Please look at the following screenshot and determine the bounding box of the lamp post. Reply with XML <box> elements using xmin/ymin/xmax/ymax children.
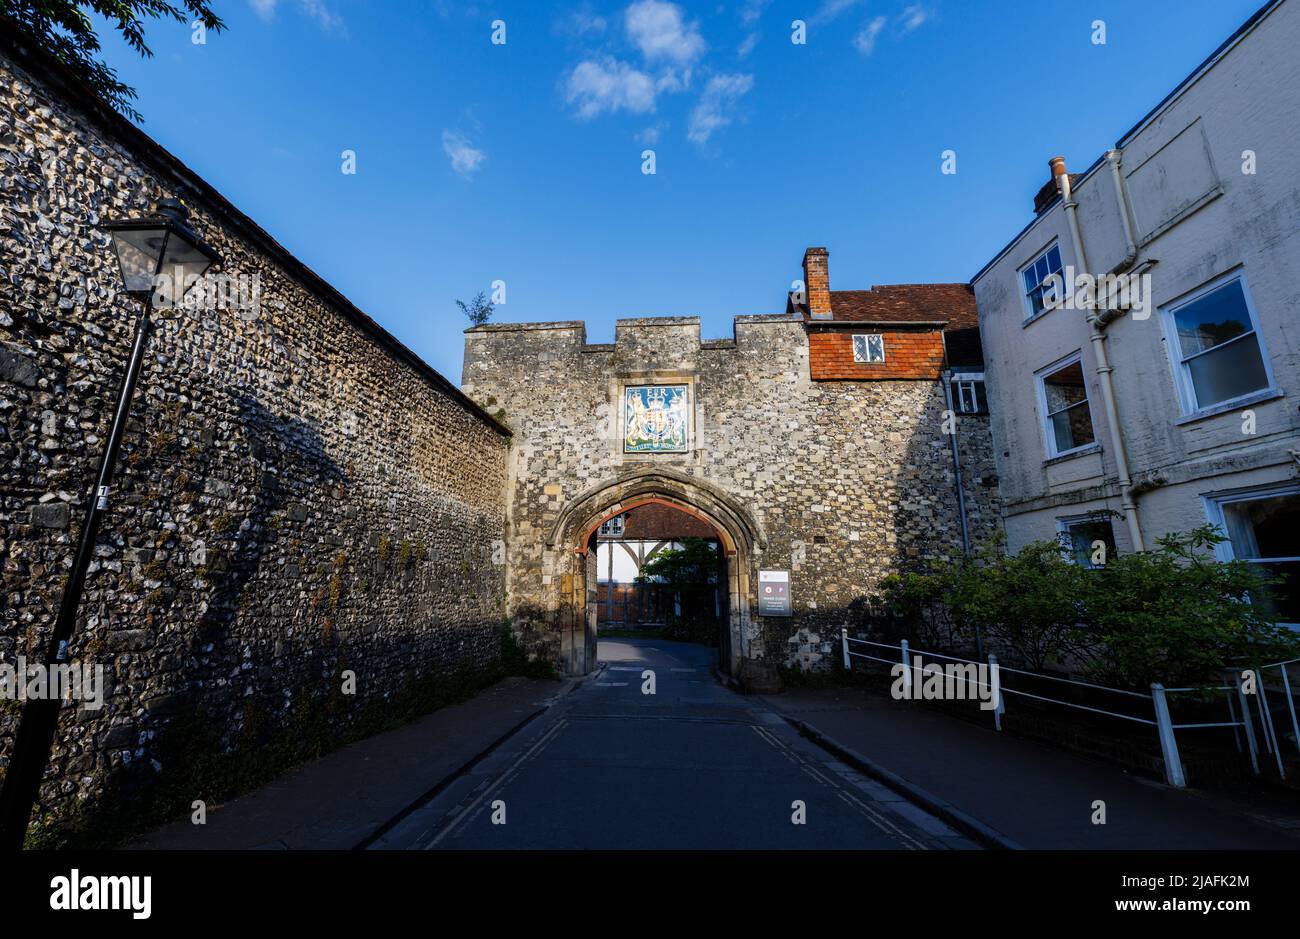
<box><xmin>0</xmin><ymin>199</ymin><xmax>219</xmax><ymax>849</ymax></box>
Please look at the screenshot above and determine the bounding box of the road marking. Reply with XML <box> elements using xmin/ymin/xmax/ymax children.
<box><xmin>596</xmin><ymin>681</ymin><xmax>629</xmax><ymax>687</ymax></box>
<box><xmin>421</xmin><ymin>718</ymin><xmax>569</xmax><ymax>849</ymax></box>
<box><xmin>749</xmin><ymin>724</ymin><xmax>928</xmax><ymax>850</ymax></box>
<box><xmin>751</xmin><ymin>724</ymin><xmax>802</xmax><ymax>769</ymax></box>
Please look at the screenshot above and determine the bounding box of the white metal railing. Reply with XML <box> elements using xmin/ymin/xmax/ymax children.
<box><xmin>1240</xmin><ymin>656</ymin><xmax>1300</xmax><ymax>780</ymax></box>
<box><xmin>839</xmin><ymin>628</ymin><xmax>1298</xmax><ymax>789</ymax></box>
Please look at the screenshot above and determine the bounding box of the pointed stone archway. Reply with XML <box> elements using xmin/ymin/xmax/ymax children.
<box><xmin>546</xmin><ymin>467</ymin><xmax>765</xmax><ymax>676</ymax></box>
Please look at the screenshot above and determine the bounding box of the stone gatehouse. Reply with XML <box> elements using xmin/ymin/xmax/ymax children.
<box><xmin>463</xmin><ymin>248</ymin><xmax>1001</xmax><ymax>676</ymax></box>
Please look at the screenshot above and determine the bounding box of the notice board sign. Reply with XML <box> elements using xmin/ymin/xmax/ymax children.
<box><xmin>758</xmin><ymin>570</ymin><xmax>791</xmax><ymax>617</ymax></box>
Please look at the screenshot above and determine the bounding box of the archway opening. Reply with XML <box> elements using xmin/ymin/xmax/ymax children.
<box><xmin>548</xmin><ymin>470</ymin><xmax>762</xmax><ymax>677</ymax></box>
<box><xmin>589</xmin><ymin>502</ymin><xmax>728</xmax><ymax>652</ymax></box>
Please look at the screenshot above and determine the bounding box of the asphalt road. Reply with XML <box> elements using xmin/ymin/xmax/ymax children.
<box><xmin>373</xmin><ymin>637</ymin><xmax>975</xmax><ymax>850</ymax></box>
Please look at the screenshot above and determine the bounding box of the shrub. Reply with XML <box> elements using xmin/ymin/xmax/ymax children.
<box><xmin>1077</xmin><ymin>526</ymin><xmax>1300</xmax><ymax>688</ymax></box>
<box><xmin>876</xmin><ymin>539</ymin><xmax>1089</xmax><ymax>668</ymax></box>
<box><xmin>635</xmin><ymin>538</ymin><xmax>722</xmax><ymax>641</ymax></box>
<box><xmin>963</xmin><ymin>541</ymin><xmax>1093</xmax><ymax>671</ymax></box>
<box><xmin>635</xmin><ymin>539</ymin><xmax>719</xmax><ymax>616</ymax></box>
<box><xmin>874</xmin><ymin>569</ymin><xmax>968</xmax><ymax>651</ymax></box>
<box><xmin>873</xmin><ymin>525</ymin><xmax>1300</xmax><ymax>688</ymax></box>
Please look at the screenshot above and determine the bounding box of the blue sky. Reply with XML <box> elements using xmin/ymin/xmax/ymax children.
<box><xmin>96</xmin><ymin>0</ymin><xmax>1266</xmax><ymax>383</ymax></box>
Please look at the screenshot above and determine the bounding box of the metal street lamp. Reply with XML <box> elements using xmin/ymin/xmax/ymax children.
<box><xmin>0</xmin><ymin>198</ymin><xmax>220</xmax><ymax>850</ymax></box>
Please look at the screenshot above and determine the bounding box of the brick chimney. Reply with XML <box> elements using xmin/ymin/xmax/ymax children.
<box><xmin>803</xmin><ymin>247</ymin><xmax>832</xmax><ymax>319</ymax></box>
<box><xmin>1033</xmin><ymin>155</ymin><xmax>1073</xmax><ymax>214</ymax></box>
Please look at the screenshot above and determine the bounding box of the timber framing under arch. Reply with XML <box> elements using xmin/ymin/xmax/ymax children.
<box><xmin>547</xmin><ymin>466</ymin><xmax>766</xmax><ymax>557</ymax></box>
<box><xmin>546</xmin><ymin>467</ymin><xmax>765</xmax><ymax>676</ymax></box>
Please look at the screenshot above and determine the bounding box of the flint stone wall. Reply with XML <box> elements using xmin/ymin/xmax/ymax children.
<box><xmin>0</xmin><ymin>42</ymin><xmax>509</xmax><ymax>826</ymax></box>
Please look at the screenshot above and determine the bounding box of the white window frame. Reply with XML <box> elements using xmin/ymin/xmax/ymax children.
<box><xmin>1055</xmin><ymin>513</ymin><xmax>1117</xmax><ymax>569</ymax></box>
<box><xmin>951</xmin><ymin>371</ymin><xmax>986</xmax><ymax>414</ymax></box>
<box><xmin>1019</xmin><ymin>241</ymin><xmax>1064</xmax><ymax>322</ymax></box>
<box><xmin>1158</xmin><ymin>270</ymin><xmax>1276</xmax><ymax>416</ymax></box>
<box><xmin>852</xmin><ymin>334</ymin><xmax>886</xmax><ymax>364</ymax></box>
<box><xmin>1203</xmin><ymin>483</ymin><xmax>1300</xmax><ymax>628</ymax></box>
<box><xmin>1034</xmin><ymin>351</ymin><xmax>1096</xmax><ymax>459</ymax></box>
<box><xmin>598</xmin><ymin>515</ymin><xmax>626</xmax><ymax>538</ymax></box>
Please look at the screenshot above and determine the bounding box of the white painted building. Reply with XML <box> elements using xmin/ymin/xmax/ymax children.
<box><xmin>972</xmin><ymin>0</ymin><xmax>1300</xmax><ymax>624</ymax></box>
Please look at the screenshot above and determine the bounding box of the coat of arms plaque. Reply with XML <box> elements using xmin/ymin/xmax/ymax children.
<box><xmin>623</xmin><ymin>385</ymin><xmax>689</xmax><ymax>453</ymax></box>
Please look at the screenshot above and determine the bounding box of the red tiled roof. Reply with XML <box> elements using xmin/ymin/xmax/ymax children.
<box><xmin>792</xmin><ymin>283</ymin><xmax>983</xmax><ymax>368</ymax></box>
<box><xmin>825</xmin><ymin>283</ymin><xmax>977</xmax><ymax>327</ymax></box>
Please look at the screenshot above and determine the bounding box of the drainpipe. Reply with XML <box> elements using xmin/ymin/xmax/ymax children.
<box><xmin>942</xmin><ymin>365</ymin><xmax>984</xmax><ymax>660</ymax></box>
<box><xmin>1051</xmin><ymin>156</ymin><xmax>1145</xmax><ymax>551</ymax></box>
<box><xmin>1104</xmin><ymin>149</ymin><xmax>1139</xmax><ymax>278</ymax></box>
<box><xmin>941</xmin><ymin>366</ymin><xmax>973</xmax><ymax>558</ymax></box>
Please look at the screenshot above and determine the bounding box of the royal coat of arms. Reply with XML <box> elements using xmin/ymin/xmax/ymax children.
<box><xmin>623</xmin><ymin>385</ymin><xmax>689</xmax><ymax>453</ymax></box>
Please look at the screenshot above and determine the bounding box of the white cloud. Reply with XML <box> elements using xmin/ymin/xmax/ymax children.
<box><xmin>739</xmin><ymin>0</ymin><xmax>772</xmax><ymax>27</ymax></box>
<box><xmin>625</xmin><ymin>0</ymin><xmax>706</xmax><ymax>67</ymax></box>
<box><xmin>687</xmin><ymin>73</ymin><xmax>753</xmax><ymax>146</ymax></box>
<box><xmin>853</xmin><ymin>16</ymin><xmax>887</xmax><ymax>55</ymax></box>
<box><xmin>565</xmin><ymin>58</ymin><xmax>659</xmax><ymax>119</ymax></box>
<box><xmin>737</xmin><ymin>0</ymin><xmax>770</xmax><ymax>57</ymax></box>
<box><xmin>636</xmin><ymin>123</ymin><xmax>665</xmax><ymax>145</ymax></box>
<box><xmin>248</xmin><ymin>0</ymin><xmax>341</xmax><ymax>30</ymax></box>
<box><xmin>810</xmin><ymin>0</ymin><xmax>864</xmax><ymax>25</ymax></box>
<box><xmin>442</xmin><ymin>130</ymin><xmax>486</xmax><ymax>177</ymax></box>
<box><xmin>557</xmin><ymin>5</ymin><xmax>607</xmax><ymax>36</ymax></box>
<box><xmin>300</xmin><ymin>0</ymin><xmax>342</xmax><ymax>31</ymax></box>
<box><xmin>655</xmin><ymin>70</ymin><xmax>687</xmax><ymax>94</ymax></box>
<box><xmin>559</xmin><ymin>0</ymin><xmax>754</xmax><ymax>152</ymax></box>
<box><xmin>898</xmin><ymin>4</ymin><xmax>930</xmax><ymax>34</ymax></box>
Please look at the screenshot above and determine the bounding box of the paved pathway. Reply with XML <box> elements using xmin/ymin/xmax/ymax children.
<box><xmin>134</xmin><ymin>637</ymin><xmax>1296</xmax><ymax>852</ymax></box>
<box><xmin>764</xmin><ymin>685</ymin><xmax>1300</xmax><ymax>849</ymax></box>
<box><xmin>372</xmin><ymin>639</ymin><xmax>974</xmax><ymax>850</ymax></box>
<box><xmin>132</xmin><ymin>676</ymin><xmax>563</xmax><ymax>850</ymax></box>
